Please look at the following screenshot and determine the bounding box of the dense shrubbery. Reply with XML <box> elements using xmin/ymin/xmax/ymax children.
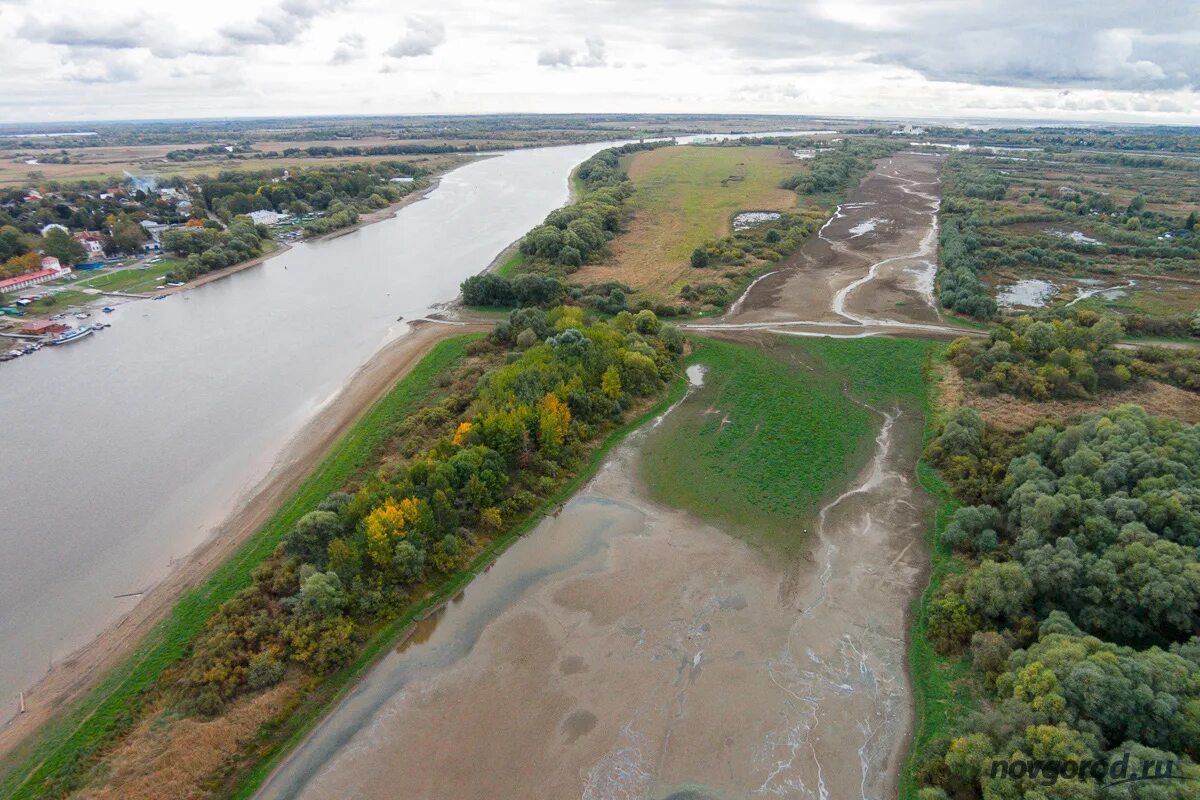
<box><xmin>199</xmin><ymin>161</ymin><xmax>426</xmax><ymax>222</ymax></box>
<box><xmin>687</xmin><ymin>207</ymin><xmax>828</xmax><ymax>274</ymax></box>
<box><xmin>917</xmin><ymin>405</ymin><xmax>1200</xmax><ymax>798</ymax></box>
<box><xmin>946</xmin><ymin>312</ymin><xmax>1132</xmax><ymax>399</ymax></box>
<box><xmin>460</xmin><ymin>272</ymin><xmax>566</xmax><ymax>307</ymax></box>
<box><xmin>162</xmin><ymin>218</ymin><xmax>269</xmax><ymax>280</ymax></box>
<box><xmin>937</xmin><ymin>216</ymin><xmax>997</xmax><ymax>320</ymax></box>
<box><xmin>516</xmin><ymin>142</ymin><xmax>666</xmax><ymax>274</ymax></box>
<box><xmin>780</xmin><ymin>140</ymin><xmax>897</xmax><ymax>195</ymax></box>
<box><xmin>173</xmin><ymin>306</ymin><xmax>681</xmax><ymax>713</ymax></box>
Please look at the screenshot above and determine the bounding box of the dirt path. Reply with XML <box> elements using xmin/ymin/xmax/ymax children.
<box><xmin>0</xmin><ymin>317</ymin><xmax>488</xmax><ymax>760</ymax></box>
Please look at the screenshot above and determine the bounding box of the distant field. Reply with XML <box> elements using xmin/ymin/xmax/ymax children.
<box><xmin>0</xmin><ymin>149</ymin><xmax>470</xmax><ymax>187</ymax></box>
<box><xmin>640</xmin><ymin>335</ymin><xmax>935</xmax><ymax>553</ymax></box>
<box><xmin>570</xmin><ymin>145</ymin><xmax>799</xmax><ymax>296</ymax></box>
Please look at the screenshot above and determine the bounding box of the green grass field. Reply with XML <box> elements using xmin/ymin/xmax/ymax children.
<box><xmin>69</xmin><ymin>258</ymin><xmax>186</xmax><ymax>295</ymax></box>
<box><xmin>641</xmin><ymin>335</ymin><xmax>936</xmax><ymax>553</ymax></box>
<box><xmin>0</xmin><ymin>334</ymin><xmax>481</xmax><ymax>800</ymax></box>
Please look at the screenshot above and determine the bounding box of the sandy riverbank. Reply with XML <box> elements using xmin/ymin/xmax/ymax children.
<box><xmin>0</xmin><ymin>317</ymin><xmax>488</xmax><ymax>758</ymax></box>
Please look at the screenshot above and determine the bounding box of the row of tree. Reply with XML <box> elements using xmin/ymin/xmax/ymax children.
<box><xmin>516</xmin><ymin>142</ymin><xmax>667</xmax><ymax>273</ymax></box>
<box><xmin>174</xmin><ymin>306</ymin><xmax>682</xmax><ymax>713</ymax></box>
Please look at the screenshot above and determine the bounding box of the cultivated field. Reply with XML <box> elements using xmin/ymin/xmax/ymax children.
<box><xmin>570</xmin><ymin>145</ymin><xmax>800</xmax><ymax>297</ymax></box>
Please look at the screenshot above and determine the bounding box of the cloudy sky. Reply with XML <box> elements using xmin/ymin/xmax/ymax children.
<box><xmin>1</xmin><ymin>0</ymin><xmax>1197</xmax><ymax>124</ymax></box>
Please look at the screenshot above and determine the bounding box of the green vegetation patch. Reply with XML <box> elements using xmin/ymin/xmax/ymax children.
<box><xmin>641</xmin><ymin>335</ymin><xmax>935</xmax><ymax>552</ymax></box>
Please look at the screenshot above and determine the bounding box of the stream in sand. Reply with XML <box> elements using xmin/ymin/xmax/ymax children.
<box><xmin>259</xmin><ymin>355</ymin><xmax>930</xmax><ymax>800</ymax></box>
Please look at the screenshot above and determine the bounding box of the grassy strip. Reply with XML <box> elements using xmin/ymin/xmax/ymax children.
<box><xmin>899</xmin><ymin>350</ymin><xmax>979</xmax><ymax>800</ymax></box>
<box><xmin>0</xmin><ymin>334</ymin><xmax>482</xmax><ymax>800</ymax></box>
<box><xmin>230</xmin><ymin>371</ymin><xmax>690</xmax><ymax>798</ymax></box>
<box><xmin>493</xmin><ymin>249</ymin><xmax>526</xmax><ymax>278</ymax></box>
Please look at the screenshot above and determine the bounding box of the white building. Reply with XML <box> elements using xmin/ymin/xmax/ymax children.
<box><xmin>247</xmin><ymin>210</ymin><xmax>287</xmax><ymax>226</ymax></box>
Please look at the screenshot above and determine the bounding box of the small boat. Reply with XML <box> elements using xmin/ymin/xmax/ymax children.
<box><xmin>102</xmin><ymin>307</ymin><xmax>114</xmax><ymax>313</ymax></box>
<box><xmin>48</xmin><ymin>325</ymin><xmax>94</xmax><ymax>346</ymax></box>
<box><xmin>74</xmin><ymin>312</ymin><xmax>90</xmax><ymax>319</ymax></box>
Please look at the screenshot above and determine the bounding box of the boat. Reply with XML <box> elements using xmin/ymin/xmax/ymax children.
<box><xmin>102</xmin><ymin>307</ymin><xmax>114</xmax><ymax>313</ymax></box>
<box><xmin>48</xmin><ymin>325</ymin><xmax>94</xmax><ymax>346</ymax></box>
<box><xmin>74</xmin><ymin>312</ymin><xmax>90</xmax><ymax>319</ymax></box>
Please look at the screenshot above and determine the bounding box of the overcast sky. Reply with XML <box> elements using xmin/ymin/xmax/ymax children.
<box><xmin>1</xmin><ymin>0</ymin><xmax>1197</xmax><ymax>125</ymax></box>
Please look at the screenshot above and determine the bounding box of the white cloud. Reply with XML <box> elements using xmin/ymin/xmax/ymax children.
<box><xmin>385</xmin><ymin>16</ymin><xmax>445</xmax><ymax>58</ymax></box>
<box><xmin>538</xmin><ymin>36</ymin><xmax>606</xmax><ymax>69</ymax></box>
<box><xmin>332</xmin><ymin>32</ymin><xmax>365</xmax><ymax>63</ymax></box>
<box><xmin>0</xmin><ymin>0</ymin><xmax>1198</xmax><ymax>123</ymax></box>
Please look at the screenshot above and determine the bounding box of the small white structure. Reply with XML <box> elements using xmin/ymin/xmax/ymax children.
<box><xmin>247</xmin><ymin>210</ymin><xmax>287</xmax><ymax>226</ymax></box>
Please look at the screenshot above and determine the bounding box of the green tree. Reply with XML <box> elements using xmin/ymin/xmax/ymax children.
<box><xmin>41</xmin><ymin>227</ymin><xmax>85</xmax><ymax>265</ymax></box>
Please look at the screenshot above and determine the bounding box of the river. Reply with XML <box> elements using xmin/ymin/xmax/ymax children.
<box><xmin>0</xmin><ymin>141</ymin><xmax>611</xmax><ymax>717</ymax></box>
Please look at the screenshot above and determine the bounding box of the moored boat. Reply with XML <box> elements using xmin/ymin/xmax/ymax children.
<box><xmin>48</xmin><ymin>325</ymin><xmax>94</xmax><ymax>346</ymax></box>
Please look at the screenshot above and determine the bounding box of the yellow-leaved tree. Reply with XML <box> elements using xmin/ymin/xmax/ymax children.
<box><xmin>537</xmin><ymin>393</ymin><xmax>571</xmax><ymax>454</ymax></box>
<box><xmin>601</xmin><ymin>365</ymin><xmax>622</xmax><ymax>399</ymax></box>
<box><xmin>364</xmin><ymin>497</ymin><xmax>422</xmax><ymax>568</ymax></box>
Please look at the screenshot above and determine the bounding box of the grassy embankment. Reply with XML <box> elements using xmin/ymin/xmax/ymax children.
<box><xmin>641</xmin><ymin>335</ymin><xmax>935</xmax><ymax>553</ymax></box>
<box><xmin>0</xmin><ymin>335</ymin><xmax>479</xmax><ymax>799</ymax></box>
<box><xmin>569</xmin><ymin>145</ymin><xmax>801</xmax><ymax>300</ymax></box>
<box><xmin>900</xmin><ymin>354</ymin><xmax>980</xmax><ymax>800</ymax></box>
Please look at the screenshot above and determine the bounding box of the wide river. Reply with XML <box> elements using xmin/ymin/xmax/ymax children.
<box><xmin>0</xmin><ymin>141</ymin><xmax>611</xmax><ymax>716</ymax></box>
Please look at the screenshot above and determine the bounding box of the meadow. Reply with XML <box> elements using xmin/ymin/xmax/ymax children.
<box><xmin>570</xmin><ymin>145</ymin><xmax>801</xmax><ymax>299</ymax></box>
<box><xmin>640</xmin><ymin>334</ymin><xmax>936</xmax><ymax>553</ymax></box>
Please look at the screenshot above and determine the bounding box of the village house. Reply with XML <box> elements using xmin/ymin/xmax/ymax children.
<box><xmin>73</xmin><ymin>231</ymin><xmax>107</xmax><ymax>261</ymax></box>
<box><xmin>19</xmin><ymin>320</ymin><xmax>70</xmax><ymax>336</ymax></box>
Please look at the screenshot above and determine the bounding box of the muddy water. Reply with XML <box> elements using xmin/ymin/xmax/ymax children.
<box><xmin>259</xmin><ymin>366</ymin><xmax>929</xmax><ymax>800</ymax></box>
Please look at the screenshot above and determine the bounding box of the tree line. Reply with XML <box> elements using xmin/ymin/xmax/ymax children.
<box><xmin>174</xmin><ymin>306</ymin><xmax>681</xmax><ymax>713</ymax></box>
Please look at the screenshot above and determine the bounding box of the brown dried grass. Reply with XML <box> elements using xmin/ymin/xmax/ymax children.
<box><xmin>72</xmin><ymin>683</ymin><xmax>294</xmax><ymax>800</ymax></box>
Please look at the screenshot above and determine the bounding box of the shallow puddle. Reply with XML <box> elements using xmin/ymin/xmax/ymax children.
<box><xmin>996</xmin><ymin>278</ymin><xmax>1059</xmax><ymax>308</ymax></box>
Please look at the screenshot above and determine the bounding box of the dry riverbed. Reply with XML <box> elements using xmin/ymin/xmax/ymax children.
<box><xmin>260</xmin><ymin>363</ymin><xmax>930</xmax><ymax>800</ymax></box>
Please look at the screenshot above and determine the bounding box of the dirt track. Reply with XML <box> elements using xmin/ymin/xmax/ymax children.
<box><xmin>0</xmin><ymin>318</ymin><xmax>487</xmax><ymax>760</ymax></box>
